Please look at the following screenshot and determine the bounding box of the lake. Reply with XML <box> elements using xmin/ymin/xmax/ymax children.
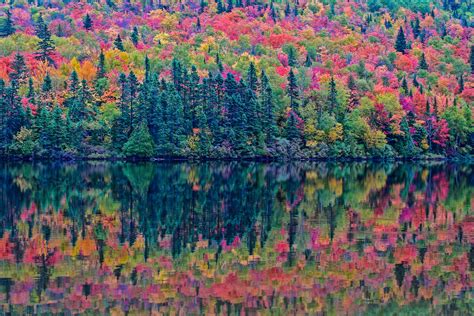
<box><xmin>0</xmin><ymin>161</ymin><xmax>472</xmax><ymax>314</ymax></box>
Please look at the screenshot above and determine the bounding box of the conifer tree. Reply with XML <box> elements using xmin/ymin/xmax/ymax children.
<box><xmin>328</xmin><ymin>76</ymin><xmax>338</xmax><ymax>113</ymax></box>
<box><xmin>131</xmin><ymin>26</ymin><xmax>139</xmax><ymax>46</ymax></box>
<box><xmin>395</xmin><ymin>26</ymin><xmax>407</xmax><ymax>53</ymax></box>
<box><xmin>0</xmin><ymin>8</ymin><xmax>15</xmax><ymax>37</ymax></box>
<box><xmin>97</xmin><ymin>50</ymin><xmax>106</xmax><ymax>79</ymax></box>
<box><xmin>35</xmin><ymin>14</ymin><xmax>56</xmax><ymax>65</ymax></box>
<box><xmin>287</xmin><ymin>69</ymin><xmax>299</xmax><ymax>109</ymax></box>
<box><xmin>83</xmin><ymin>13</ymin><xmax>93</xmax><ymax>31</ymax></box>
<box><xmin>122</xmin><ymin>123</ymin><xmax>156</xmax><ymax>158</ymax></box>
<box><xmin>418</xmin><ymin>52</ymin><xmax>428</xmax><ymax>70</ymax></box>
<box><xmin>114</xmin><ymin>34</ymin><xmax>125</xmax><ymax>51</ymax></box>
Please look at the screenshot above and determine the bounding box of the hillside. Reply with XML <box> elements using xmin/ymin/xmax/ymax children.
<box><xmin>0</xmin><ymin>0</ymin><xmax>473</xmax><ymax>159</ymax></box>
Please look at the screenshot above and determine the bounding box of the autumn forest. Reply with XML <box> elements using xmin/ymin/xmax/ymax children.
<box><xmin>0</xmin><ymin>0</ymin><xmax>472</xmax><ymax>159</ymax></box>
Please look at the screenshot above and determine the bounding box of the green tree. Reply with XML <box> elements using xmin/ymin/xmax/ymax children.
<box><xmin>0</xmin><ymin>8</ymin><xmax>15</xmax><ymax>37</ymax></box>
<box><xmin>35</xmin><ymin>14</ymin><xmax>56</xmax><ymax>65</ymax></box>
<box><xmin>287</xmin><ymin>69</ymin><xmax>299</xmax><ymax>109</ymax></box>
<box><xmin>122</xmin><ymin>123</ymin><xmax>156</xmax><ymax>158</ymax></box>
<box><xmin>131</xmin><ymin>26</ymin><xmax>139</xmax><ymax>46</ymax></box>
<box><xmin>418</xmin><ymin>53</ymin><xmax>428</xmax><ymax>70</ymax></box>
<box><xmin>114</xmin><ymin>34</ymin><xmax>125</xmax><ymax>51</ymax></box>
<box><xmin>97</xmin><ymin>50</ymin><xmax>106</xmax><ymax>79</ymax></box>
<box><xmin>395</xmin><ymin>26</ymin><xmax>407</xmax><ymax>53</ymax></box>
<box><xmin>83</xmin><ymin>13</ymin><xmax>93</xmax><ymax>31</ymax></box>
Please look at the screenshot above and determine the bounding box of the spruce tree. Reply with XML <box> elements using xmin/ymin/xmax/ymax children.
<box><xmin>401</xmin><ymin>77</ymin><xmax>409</xmax><ymax>95</ymax></box>
<box><xmin>0</xmin><ymin>8</ymin><xmax>15</xmax><ymax>37</ymax></box>
<box><xmin>418</xmin><ymin>52</ymin><xmax>428</xmax><ymax>70</ymax></box>
<box><xmin>131</xmin><ymin>26</ymin><xmax>139</xmax><ymax>46</ymax></box>
<box><xmin>9</xmin><ymin>53</ymin><xmax>28</xmax><ymax>85</ymax></box>
<box><xmin>35</xmin><ymin>14</ymin><xmax>56</xmax><ymax>65</ymax></box>
<box><xmin>97</xmin><ymin>50</ymin><xmax>106</xmax><ymax>79</ymax></box>
<box><xmin>260</xmin><ymin>70</ymin><xmax>277</xmax><ymax>146</ymax></box>
<box><xmin>114</xmin><ymin>34</ymin><xmax>125</xmax><ymax>51</ymax></box>
<box><xmin>287</xmin><ymin>69</ymin><xmax>299</xmax><ymax>109</ymax></box>
<box><xmin>328</xmin><ymin>76</ymin><xmax>338</xmax><ymax>113</ymax></box>
<box><xmin>122</xmin><ymin>123</ymin><xmax>156</xmax><ymax>158</ymax></box>
<box><xmin>412</xmin><ymin>17</ymin><xmax>420</xmax><ymax>39</ymax></box>
<box><xmin>395</xmin><ymin>26</ymin><xmax>407</xmax><ymax>53</ymax></box>
<box><xmin>83</xmin><ymin>13</ymin><xmax>93</xmax><ymax>31</ymax></box>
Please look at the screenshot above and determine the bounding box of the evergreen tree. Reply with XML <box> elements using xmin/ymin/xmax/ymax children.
<box><xmin>35</xmin><ymin>14</ymin><xmax>56</xmax><ymax>65</ymax></box>
<box><xmin>246</xmin><ymin>62</ymin><xmax>258</xmax><ymax>93</ymax></box>
<box><xmin>0</xmin><ymin>8</ymin><xmax>15</xmax><ymax>37</ymax></box>
<box><xmin>287</xmin><ymin>69</ymin><xmax>299</xmax><ymax>109</ymax></box>
<box><xmin>9</xmin><ymin>53</ymin><xmax>28</xmax><ymax>85</ymax></box>
<box><xmin>418</xmin><ymin>52</ymin><xmax>428</xmax><ymax>70</ymax></box>
<box><xmin>411</xmin><ymin>17</ymin><xmax>420</xmax><ymax>38</ymax></box>
<box><xmin>42</xmin><ymin>73</ymin><xmax>52</xmax><ymax>93</ymax></box>
<box><xmin>131</xmin><ymin>26</ymin><xmax>139</xmax><ymax>46</ymax></box>
<box><xmin>216</xmin><ymin>0</ymin><xmax>225</xmax><ymax>13</ymax></box>
<box><xmin>27</xmin><ymin>78</ymin><xmax>36</xmax><ymax>105</ymax></box>
<box><xmin>328</xmin><ymin>75</ymin><xmax>338</xmax><ymax>113</ymax></box>
<box><xmin>259</xmin><ymin>70</ymin><xmax>277</xmax><ymax>146</ymax></box>
<box><xmin>128</xmin><ymin>71</ymin><xmax>139</xmax><ymax>130</ymax></box>
<box><xmin>304</xmin><ymin>54</ymin><xmax>312</xmax><ymax>67</ymax></box>
<box><xmin>97</xmin><ymin>50</ymin><xmax>106</xmax><ymax>79</ymax></box>
<box><xmin>114</xmin><ymin>34</ymin><xmax>125</xmax><ymax>51</ymax></box>
<box><xmin>83</xmin><ymin>13</ymin><xmax>93</xmax><ymax>31</ymax></box>
<box><xmin>458</xmin><ymin>74</ymin><xmax>464</xmax><ymax>93</ymax></box>
<box><xmin>401</xmin><ymin>77</ymin><xmax>409</xmax><ymax>95</ymax></box>
<box><xmin>395</xmin><ymin>26</ymin><xmax>407</xmax><ymax>53</ymax></box>
<box><xmin>122</xmin><ymin>123</ymin><xmax>156</xmax><ymax>158</ymax></box>
<box><xmin>347</xmin><ymin>74</ymin><xmax>359</xmax><ymax>109</ymax></box>
<box><xmin>111</xmin><ymin>73</ymin><xmax>130</xmax><ymax>152</ymax></box>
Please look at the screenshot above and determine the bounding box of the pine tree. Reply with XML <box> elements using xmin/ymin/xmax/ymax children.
<box><xmin>35</xmin><ymin>14</ymin><xmax>56</xmax><ymax>65</ymax></box>
<box><xmin>42</xmin><ymin>73</ymin><xmax>52</xmax><ymax>93</ymax></box>
<box><xmin>418</xmin><ymin>52</ymin><xmax>428</xmax><ymax>70</ymax></box>
<box><xmin>122</xmin><ymin>123</ymin><xmax>156</xmax><ymax>158</ymax></box>
<box><xmin>328</xmin><ymin>75</ymin><xmax>338</xmax><ymax>113</ymax></box>
<box><xmin>287</xmin><ymin>69</ymin><xmax>299</xmax><ymax>109</ymax></box>
<box><xmin>0</xmin><ymin>8</ymin><xmax>15</xmax><ymax>37</ymax></box>
<box><xmin>458</xmin><ymin>74</ymin><xmax>464</xmax><ymax>93</ymax></box>
<box><xmin>260</xmin><ymin>70</ymin><xmax>277</xmax><ymax>146</ymax></box>
<box><xmin>131</xmin><ymin>26</ymin><xmax>139</xmax><ymax>46</ymax></box>
<box><xmin>128</xmin><ymin>71</ymin><xmax>139</xmax><ymax>130</ymax></box>
<box><xmin>347</xmin><ymin>74</ymin><xmax>359</xmax><ymax>109</ymax></box>
<box><xmin>401</xmin><ymin>77</ymin><xmax>409</xmax><ymax>95</ymax></box>
<box><xmin>27</xmin><ymin>78</ymin><xmax>36</xmax><ymax>105</ymax></box>
<box><xmin>412</xmin><ymin>17</ymin><xmax>420</xmax><ymax>39</ymax></box>
<box><xmin>97</xmin><ymin>50</ymin><xmax>106</xmax><ymax>79</ymax></box>
<box><xmin>9</xmin><ymin>53</ymin><xmax>28</xmax><ymax>86</ymax></box>
<box><xmin>246</xmin><ymin>62</ymin><xmax>258</xmax><ymax>93</ymax></box>
<box><xmin>304</xmin><ymin>54</ymin><xmax>312</xmax><ymax>67</ymax></box>
<box><xmin>114</xmin><ymin>34</ymin><xmax>125</xmax><ymax>51</ymax></box>
<box><xmin>216</xmin><ymin>0</ymin><xmax>225</xmax><ymax>13</ymax></box>
<box><xmin>286</xmin><ymin>45</ymin><xmax>298</xmax><ymax>67</ymax></box>
<box><xmin>83</xmin><ymin>13</ymin><xmax>93</xmax><ymax>31</ymax></box>
<box><xmin>111</xmin><ymin>73</ymin><xmax>130</xmax><ymax>152</ymax></box>
<box><xmin>395</xmin><ymin>26</ymin><xmax>407</xmax><ymax>53</ymax></box>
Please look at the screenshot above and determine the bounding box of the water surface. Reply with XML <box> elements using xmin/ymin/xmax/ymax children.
<box><xmin>0</xmin><ymin>162</ymin><xmax>472</xmax><ymax>314</ymax></box>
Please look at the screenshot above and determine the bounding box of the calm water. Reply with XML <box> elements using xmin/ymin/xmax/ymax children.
<box><xmin>0</xmin><ymin>162</ymin><xmax>472</xmax><ymax>315</ymax></box>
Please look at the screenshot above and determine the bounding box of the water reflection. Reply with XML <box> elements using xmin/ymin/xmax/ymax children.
<box><xmin>0</xmin><ymin>162</ymin><xmax>472</xmax><ymax>314</ymax></box>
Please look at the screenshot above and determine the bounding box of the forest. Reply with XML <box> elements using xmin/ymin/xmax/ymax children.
<box><xmin>0</xmin><ymin>0</ymin><xmax>472</xmax><ymax>159</ymax></box>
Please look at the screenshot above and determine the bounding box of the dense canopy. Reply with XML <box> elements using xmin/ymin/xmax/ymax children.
<box><xmin>0</xmin><ymin>0</ymin><xmax>472</xmax><ymax>159</ymax></box>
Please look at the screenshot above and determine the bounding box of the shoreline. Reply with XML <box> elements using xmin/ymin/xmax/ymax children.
<box><xmin>1</xmin><ymin>155</ymin><xmax>472</xmax><ymax>163</ymax></box>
